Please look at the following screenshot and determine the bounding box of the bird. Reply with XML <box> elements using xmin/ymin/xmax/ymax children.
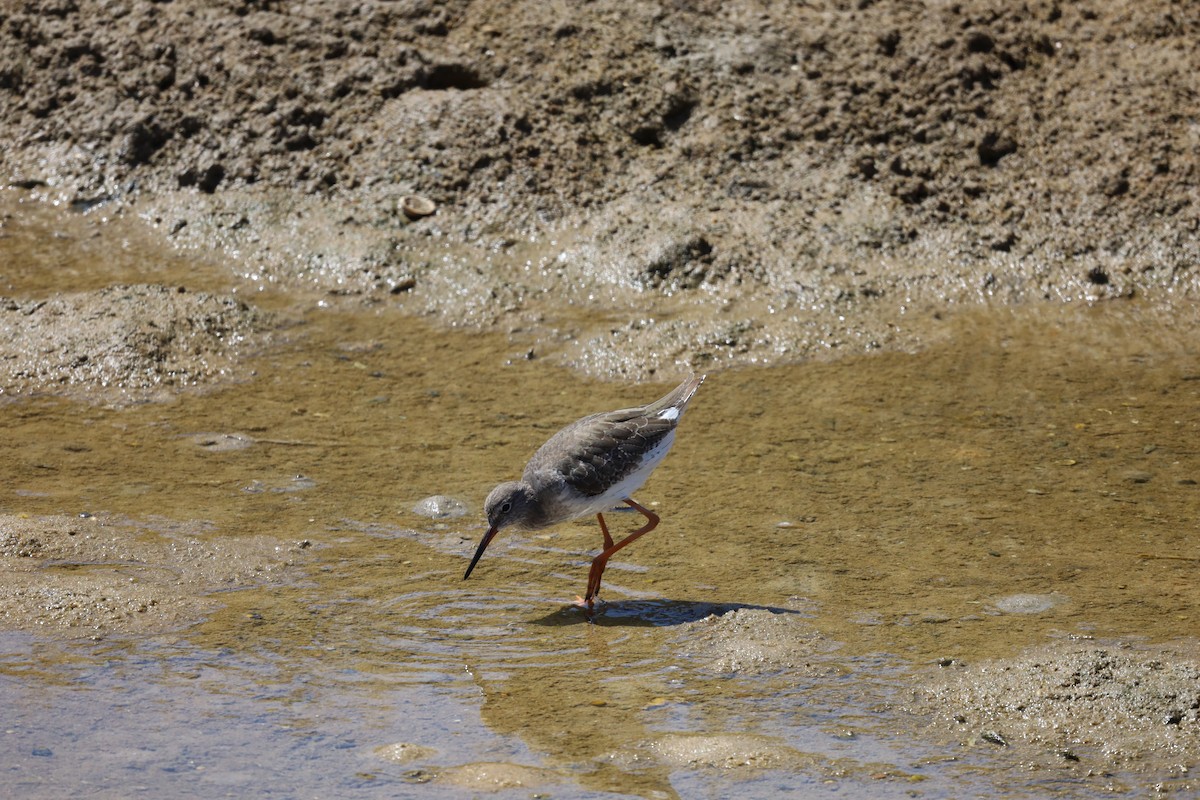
<box><xmin>463</xmin><ymin>373</ymin><xmax>704</xmax><ymax>611</ymax></box>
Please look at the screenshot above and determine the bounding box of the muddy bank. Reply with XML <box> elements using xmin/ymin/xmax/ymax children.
<box><xmin>0</xmin><ymin>513</ymin><xmax>309</xmax><ymax>637</ymax></box>
<box><xmin>917</xmin><ymin>641</ymin><xmax>1200</xmax><ymax>783</ymax></box>
<box><xmin>2</xmin><ymin>0</ymin><xmax>1198</xmax><ymax>376</ymax></box>
<box><xmin>0</xmin><ymin>283</ymin><xmax>274</xmax><ymax>405</ymax></box>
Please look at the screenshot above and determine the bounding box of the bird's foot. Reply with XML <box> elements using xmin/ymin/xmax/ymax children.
<box><xmin>573</xmin><ymin>595</ymin><xmax>599</xmax><ymax>617</ymax></box>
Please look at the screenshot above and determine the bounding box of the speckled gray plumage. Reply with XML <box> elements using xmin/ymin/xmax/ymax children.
<box><xmin>527</xmin><ymin>374</ymin><xmax>700</xmax><ymax>500</ymax></box>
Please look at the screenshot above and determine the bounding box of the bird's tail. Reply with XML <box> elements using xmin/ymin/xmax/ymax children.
<box><xmin>649</xmin><ymin>373</ymin><xmax>705</xmax><ymax>415</ymax></box>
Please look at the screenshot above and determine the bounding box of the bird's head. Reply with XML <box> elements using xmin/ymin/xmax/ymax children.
<box><xmin>463</xmin><ymin>481</ymin><xmax>536</xmax><ymax>580</ymax></box>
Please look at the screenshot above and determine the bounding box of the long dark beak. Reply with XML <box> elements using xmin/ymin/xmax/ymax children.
<box><xmin>463</xmin><ymin>526</ymin><xmax>498</xmax><ymax>580</ymax></box>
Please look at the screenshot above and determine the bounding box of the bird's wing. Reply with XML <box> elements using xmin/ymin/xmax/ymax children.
<box><xmin>527</xmin><ymin>407</ymin><xmax>677</xmax><ymax>498</ymax></box>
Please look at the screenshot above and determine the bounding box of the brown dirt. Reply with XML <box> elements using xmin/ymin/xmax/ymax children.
<box><xmin>2</xmin><ymin>0</ymin><xmax>1197</xmax><ymax>378</ymax></box>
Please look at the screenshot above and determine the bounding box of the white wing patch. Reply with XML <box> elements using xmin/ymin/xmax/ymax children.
<box><xmin>658</xmin><ymin>407</ymin><xmax>680</xmax><ymax>422</ymax></box>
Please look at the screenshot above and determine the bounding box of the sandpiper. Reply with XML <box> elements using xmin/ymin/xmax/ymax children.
<box><xmin>464</xmin><ymin>373</ymin><xmax>704</xmax><ymax>611</ymax></box>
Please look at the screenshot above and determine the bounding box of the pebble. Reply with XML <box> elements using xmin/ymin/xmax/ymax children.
<box><xmin>991</xmin><ymin>593</ymin><xmax>1058</xmax><ymax>614</ymax></box>
<box><xmin>412</xmin><ymin>495</ymin><xmax>469</xmax><ymax>519</ymax></box>
<box><xmin>401</xmin><ymin>195</ymin><xmax>437</xmax><ymax>219</ymax></box>
<box><xmin>189</xmin><ymin>432</ymin><xmax>255</xmax><ymax>452</ymax></box>
<box><xmin>374</xmin><ymin>742</ymin><xmax>435</xmax><ymax>764</ymax></box>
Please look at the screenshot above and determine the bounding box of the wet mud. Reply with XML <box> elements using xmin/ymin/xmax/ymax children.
<box><xmin>0</xmin><ymin>512</ymin><xmax>307</xmax><ymax>635</ymax></box>
<box><xmin>922</xmin><ymin>642</ymin><xmax>1200</xmax><ymax>770</ymax></box>
<box><xmin>0</xmin><ymin>285</ymin><xmax>274</xmax><ymax>406</ymax></box>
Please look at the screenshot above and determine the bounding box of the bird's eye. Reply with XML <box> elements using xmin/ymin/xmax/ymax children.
<box><xmin>500</xmin><ymin>502</ymin><xmax>512</xmax><ymax>514</ymax></box>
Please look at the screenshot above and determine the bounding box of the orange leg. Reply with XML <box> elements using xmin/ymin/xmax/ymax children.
<box><xmin>584</xmin><ymin>498</ymin><xmax>660</xmax><ymax>608</ymax></box>
<box><xmin>574</xmin><ymin>513</ymin><xmax>616</xmax><ymax>608</ymax></box>
<box><xmin>596</xmin><ymin>512</ymin><xmax>615</xmax><ymax>550</ymax></box>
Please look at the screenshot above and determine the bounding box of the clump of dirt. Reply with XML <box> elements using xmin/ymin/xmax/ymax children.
<box><xmin>434</xmin><ymin>762</ymin><xmax>565</xmax><ymax>793</ymax></box>
<box><xmin>1</xmin><ymin>0</ymin><xmax>1196</xmax><ymax>376</ymax></box>
<box><xmin>0</xmin><ymin>284</ymin><xmax>273</xmax><ymax>404</ymax></box>
<box><xmin>676</xmin><ymin>607</ymin><xmax>841</xmax><ymax>679</ymax></box>
<box><xmin>0</xmin><ymin>513</ymin><xmax>310</xmax><ymax>637</ymax></box>
<box><xmin>920</xmin><ymin>642</ymin><xmax>1200</xmax><ymax>773</ymax></box>
<box><xmin>640</xmin><ymin>732</ymin><xmax>815</xmax><ymax>771</ymax></box>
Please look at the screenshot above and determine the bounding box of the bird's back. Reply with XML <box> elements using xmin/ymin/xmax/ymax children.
<box><xmin>523</xmin><ymin>374</ymin><xmax>703</xmax><ymax>517</ymax></box>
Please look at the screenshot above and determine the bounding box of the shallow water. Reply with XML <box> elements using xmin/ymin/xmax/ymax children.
<box><xmin>1</xmin><ymin>202</ymin><xmax>1198</xmax><ymax>798</ymax></box>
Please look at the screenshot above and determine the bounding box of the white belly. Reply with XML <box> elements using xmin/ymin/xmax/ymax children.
<box><xmin>564</xmin><ymin>429</ymin><xmax>677</xmax><ymax>519</ymax></box>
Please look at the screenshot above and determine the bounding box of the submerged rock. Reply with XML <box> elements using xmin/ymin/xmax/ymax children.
<box><xmin>412</xmin><ymin>495</ymin><xmax>469</xmax><ymax>519</ymax></box>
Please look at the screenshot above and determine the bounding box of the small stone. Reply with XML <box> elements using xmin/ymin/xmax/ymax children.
<box><xmin>401</xmin><ymin>195</ymin><xmax>437</xmax><ymax>219</ymax></box>
<box><xmin>992</xmin><ymin>593</ymin><xmax>1058</xmax><ymax>614</ymax></box>
<box><xmin>390</xmin><ymin>276</ymin><xmax>417</xmax><ymax>294</ymax></box>
<box><xmin>980</xmin><ymin>731</ymin><xmax>1008</xmax><ymax>747</ymax></box>
<box><xmin>411</xmin><ymin>495</ymin><xmax>469</xmax><ymax>519</ymax></box>
<box><xmin>374</xmin><ymin>742</ymin><xmax>435</xmax><ymax>764</ymax></box>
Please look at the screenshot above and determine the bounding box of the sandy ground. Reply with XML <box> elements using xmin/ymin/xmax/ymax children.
<box><xmin>1</xmin><ymin>0</ymin><xmax>1198</xmax><ymax>794</ymax></box>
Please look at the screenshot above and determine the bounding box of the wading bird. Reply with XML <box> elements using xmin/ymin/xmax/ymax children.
<box><xmin>464</xmin><ymin>374</ymin><xmax>704</xmax><ymax>611</ymax></box>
